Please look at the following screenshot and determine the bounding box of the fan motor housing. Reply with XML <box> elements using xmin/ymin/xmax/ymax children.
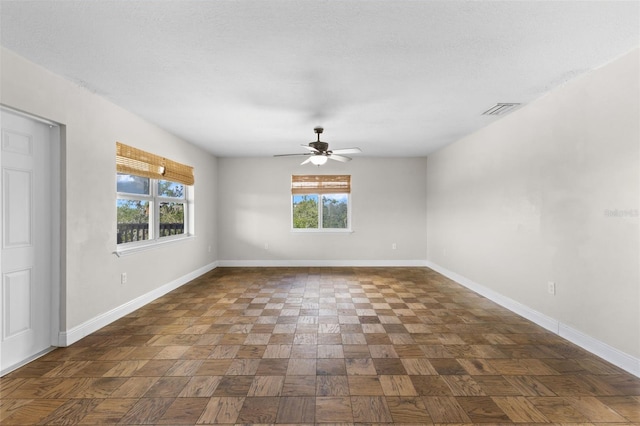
<box><xmin>310</xmin><ymin>141</ymin><xmax>329</xmax><ymax>152</ymax></box>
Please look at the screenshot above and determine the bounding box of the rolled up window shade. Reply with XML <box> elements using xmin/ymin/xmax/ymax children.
<box><xmin>291</xmin><ymin>175</ymin><xmax>351</xmax><ymax>194</ymax></box>
<box><xmin>116</xmin><ymin>142</ymin><xmax>194</xmax><ymax>186</ymax></box>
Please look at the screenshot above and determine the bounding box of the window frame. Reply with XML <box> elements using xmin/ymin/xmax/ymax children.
<box><xmin>291</xmin><ymin>192</ymin><xmax>352</xmax><ymax>233</ymax></box>
<box><xmin>116</xmin><ymin>173</ymin><xmax>193</xmax><ymax>254</ymax></box>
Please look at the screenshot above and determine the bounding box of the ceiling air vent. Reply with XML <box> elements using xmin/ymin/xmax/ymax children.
<box><xmin>482</xmin><ymin>103</ymin><xmax>521</xmax><ymax>116</ymax></box>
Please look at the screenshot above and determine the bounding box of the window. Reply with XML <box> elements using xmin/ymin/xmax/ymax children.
<box><xmin>291</xmin><ymin>175</ymin><xmax>351</xmax><ymax>231</ymax></box>
<box><xmin>116</xmin><ymin>142</ymin><xmax>194</xmax><ymax>248</ymax></box>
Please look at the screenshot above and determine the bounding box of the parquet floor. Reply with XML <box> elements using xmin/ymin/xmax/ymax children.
<box><xmin>2</xmin><ymin>267</ymin><xmax>639</xmax><ymax>425</ymax></box>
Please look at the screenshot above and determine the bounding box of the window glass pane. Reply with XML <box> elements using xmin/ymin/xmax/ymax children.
<box><xmin>159</xmin><ymin>202</ymin><xmax>185</xmax><ymax>237</ymax></box>
<box><xmin>117</xmin><ymin>173</ymin><xmax>150</xmax><ymax>195</ymax></box>
<box><xmin>322</xmin><ymin>194</ymin><xmax>348</xmax><ymax>228</ymax></box>
<box><xmin>158</xmin><ymin>180</ymin><xmax>185</xmax><ymax>198</ymax></box>
<box><xmin>293</xmin><ymin>194</ymin><xmax>319</xmax><ymax>228</ymax></box>
<box><xmin>117</xmin><ymin>199</ymin><xmax>150</xmax><ymax>243</ymax></box>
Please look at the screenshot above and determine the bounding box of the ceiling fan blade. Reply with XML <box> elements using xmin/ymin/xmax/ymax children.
<box><xmin>328</xmin><ymin>154</ymin><xmax>352</xmax><ymax>162</ymax></box>
<box><xmin>300</xmin><ymin>157</ymin><xmax>313</xmax><ymax>165</ymax></box>
<box><xmin>274</xmin><ymin>153</ymin><xmax>311</xmax><ymax>157</ymax></box>
<box><xmin>301</xmin><ymin>144</ymin><xmax>319</xmax><ymax>152</ymax></box>
<box><xmin>330</xmin><ymin>147</ymin><xmax>362</xmax><ymax>155</ymax></box>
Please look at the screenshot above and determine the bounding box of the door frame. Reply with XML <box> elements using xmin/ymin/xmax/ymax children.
<box><xmin>0</xmin><ymin>105</ymin><xmax>63</xmax><ymax>375</ymax></box>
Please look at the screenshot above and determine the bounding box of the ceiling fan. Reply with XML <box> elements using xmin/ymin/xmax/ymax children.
<box><xmin>274</xmin><ymin>127</ymin><xmax>362</xmax><ymax>166</ymax></box>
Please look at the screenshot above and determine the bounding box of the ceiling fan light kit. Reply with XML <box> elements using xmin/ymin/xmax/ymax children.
<box><xmin>274</xmin><ymin>127</ymin><xmax>362</xmax><ymax>166</ymax></box>
<box><xmin>310</xmin><ymin>155</ymin><xmax>328</xmax><ymax>166</ymax></box>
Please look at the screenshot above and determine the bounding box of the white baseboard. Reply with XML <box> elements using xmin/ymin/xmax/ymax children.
<box><xmin>559</xmin><ymin>323</ymin><xmax>640</xmax><ymax>377</ymax></box>
<box><xmin>58</xmin><ymin>261</ymin><xmax>218</xmax><ymax>346</ymax></box>
<box><xmin>426</xmin><ymin>261</ymin><xmax>640</xmax><ymax>378</ymax></box>
<box><xmin>218</xmin><ymin>259</ymin><xmax>429</xmax><ymax>267</ymax></box>
<box><xmin>1</xmin><ymin>346</ymin><xmax>56</xmax><ymax>377</ymax></box>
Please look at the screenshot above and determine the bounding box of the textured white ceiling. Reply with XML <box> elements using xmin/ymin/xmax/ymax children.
<box><xmin>1</xmin><ymin>1</ymin><xmax>638</xmax><ymax>157</ymax></box>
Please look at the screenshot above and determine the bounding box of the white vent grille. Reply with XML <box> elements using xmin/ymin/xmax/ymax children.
<box><xmin>482</xmin><ymin>103</ymin><xmax>521</xmax><ymax>115</ymax></box>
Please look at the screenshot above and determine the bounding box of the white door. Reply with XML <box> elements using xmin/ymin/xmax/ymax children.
<box><xmin>1</xmin><ymin>110</ymin><xmax>53</xmax><ymax>373</ymax></box>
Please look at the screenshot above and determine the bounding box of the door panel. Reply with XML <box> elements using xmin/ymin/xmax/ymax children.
<box><xmin>1</xmin><ymin>110</ymin><xmax>52</xmax><ymax>373</ymax></box>
<box><xmin>3</xmin><ymin>269</ymin><xmax>31</xmax><ymax>338</ymax></box>
<box><xmin>3</xmin><ymin>168</ymin><xmax>32</xmax><ymax>247</ymax></box>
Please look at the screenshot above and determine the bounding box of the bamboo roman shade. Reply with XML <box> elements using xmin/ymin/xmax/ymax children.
<box><xmin>116</xmin><ymin>142</ymin><xmax>195</xmax><ymax>186</ymax></box>
<box><xmin>291</xmin><ymin>175</ymin><xmax>351</xmax><ymax>194</ymax></box>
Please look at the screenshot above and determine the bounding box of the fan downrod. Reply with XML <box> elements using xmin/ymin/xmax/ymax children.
<box><xmin>310</xmin><ymin>127</ymin><xmax>328</xmax><ymax>152</ymax></box>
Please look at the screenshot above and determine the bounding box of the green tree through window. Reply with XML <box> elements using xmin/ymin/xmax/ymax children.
<box><xmin>293</xmin><ymin>195</ymin><xmax>319</xmax><ymax>228</ymax></box>
<box><xmin>322</xmin><ymin>195</ymin><xmax>348</xmax><ymax>228</ymax></box>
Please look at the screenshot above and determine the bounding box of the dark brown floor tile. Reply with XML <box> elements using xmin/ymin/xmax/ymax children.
<box><xmin>393</xmin><ymin>344</ymin><xmax>424</xmax><ymax>357</ymax></box>
<box><xmin>473</xmin><ymin>375</ymin><xmax>522</xmax><ymax>396</ymax></box>
<box><xmin>442</xmin><ymin>374</ymin><xmax>486</xmax><ymax>396</ymax></box>
<box><xmin>131</xmin><ymin>359</ymin><xmax>176</xmax><ymax>376</ymax></box>
<box><xmin>225</xmin><ymin>358</ymin><xmax>260</xmax><ymax>375</ymax></box>
<box><xmin>423</xmin><ymin>395</ymin><xmax>471</xmax><ymax>423</ymax></box>
<box><xmin>1</xmin><ymin>399</ymin><xmax>66</xmax><ymax>425</ymax></box>
<box><xmin>596</xmin><ymin>374</ymin><xmax>640</xmax><ymax>395</ymax></box>
<box><xmin>598</xmin><ymin>396</ymin><xmax>640</xmax><ymax>422</ymax></box>
<box><xmin>504</xmin><ymin>375</ymin><xmax>557</xmax><ymax>396</ymax></box>
<box><xmin>317</xmin><ymin>375</ymin><xmax>349</xmax><ymax>396</ymax></box>
<box><xmin>118</xmin><ymin>397</ymin><xmax>175</xmax><ymax>425</ymax></box>
<box><xmin>492</xmin><ymin>396</ymin><xmax>549</xmax><ymax>422</ymax></box>
<box><xmin>77</xmin><ymin>397</ymin><xmax>138</xmax><ymax>424</ymax></box>
<box><xmin>247</xmin><ymin>375</ymin><xmax>285</xmax><ymax>396</ymax></box>
<box><xmin>9</xmin><ymin>361</ymin><xmax>63</xmax><ymax>378</ymax></box>
<box><xmin>196</xmin><ymin>396</ymin><xmax>244</xmax><ymax>424</ymax></box>
<box><xmin>212</xmin><ymin>375</ymin><xmax>253</xmax><ymax>396</ymax></box>
<box><xmin>178</xmin><ymin>376</ymin><xmax>222</xmax><ymax>397</ymax></box>
<box><xmin>281</xmin><ymin>375</ymin><xmax>316</xmax><ymax>396</ymax></box>
<box><xmin>565</xmin><ymin>396</ymin><xmax>629</xmax><ymax>422</ymax></box>
<box><xmin>165</xmin><ymin>359</ymin><xmax>204</xmax><ymax>376</ymax></box>
<box><xmin>429</xmin><ymin>358</ymin><xmax>467</xmax><ymax>375</ymax></box>
<box><xmin>235</xmin><ymin>344</ymin><xmax>267</xmax><ymax>358</ymax></box>
<box><xmin>256</xmin><ymin>358</ymin><xmax>289</xmax><ymax>375</ymax></box>
<box><xmin>386</xmin><ymin>396</ymin><xmax>432</xmax><ymax>423</ymax></box>
<box><xmin>529</xmin><ymin>396</ymin><xmax>590</xmax><ymax>422</ymax></box>
<box><xmin>195</xmin><ymin>359</ymin><xmax>233</xmax><ymax>375</ymax></box>
<box><xmin>143</xmin><ymin>376</ymin><xmax>189</xmax><ymax>397</ymax></box>
<box><xmin>37</xmin><ymin>398</ymin><xmax>101</xmax><ymax>425</ymax></box>
<box><xmin>379</xmin><ymin>374</ymin><xmax>418</xmax><ymax>396</ymax></box>
<box><xmin>345</xmin><ymin>357</ymin><xmax>377</xmax><ymax>375</ymax></box>
<box><xmin>410</xmin><ymin>375</ymin><xmax>453</xmax><ymax>396</ymax></box>
<box><xmin>276</xmin><ymin>396</ymin><xmax>315</xmax><ymax>423</ymax></box>
<box><xmin>343</xmin><ymin>344</ymin><xmax>370</xmax><ymax>358</ymax></box>
<box><xmin>317</xmin><ymin>358</ymin><xmax>347</xmax><ymax>375</ymax></box>
<box><xmin>236</xmin><ymin>396</ymin><xmax>279</xmax><ymax>423</ymax></box>
<box><xmin>157</xmin><ymin>397</ymin><xmax>208</xmax><ymax>424</ymax></box>
<box><xmin>456</xmin><ymin>395</ymin><xmax>511</xmax><ymax>423</ymax></box>
<box><xmin>373</xmin><ymin>358</ymin><xmax>407</xmax><ymax>375</ymax></box>
<box><xmin>347</xmin><ymin>375</ymin><xmax>385</xmax><ymax>395</ymax></box>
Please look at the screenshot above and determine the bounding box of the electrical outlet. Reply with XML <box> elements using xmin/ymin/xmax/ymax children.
<box><xmin>547</xmin><ymin>281</ymin><xmax>556</xmax><ymax>295</ymax></box>
<box><xmin>208</xmin><ymin>245</ymin><xmax>211</xmax><ymax>253</ymax></box>
<box><xmin>121</xmin><ymin>273</ymin><xmax>127</xmax><ymax>285</ymax></box>
<box><xmin>264</xmin><ymin>243</ymin><xmax>269</xmax><ymax>250</ymax></box>
<box><xmin>391</xmin><ymin>243</ymin><xmax>397</xmax><ymax>250</ymax></box>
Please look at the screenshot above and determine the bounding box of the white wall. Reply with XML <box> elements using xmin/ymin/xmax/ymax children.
<box><xmin>427</xmin><ymin>49</ymin><xmax>639</xmax><ymax>362</ymax></box>
<box><xmin>217</xmin><ymin>157</ymin><xmax>427</xmax><ymax>265</ymax></box>
<box><xmin>1</xmin><ymin>47</ymin><xmax>218</xmax><ymax>335</ymax></box>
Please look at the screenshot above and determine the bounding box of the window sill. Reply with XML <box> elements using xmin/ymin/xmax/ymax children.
<box><xmin>114</xmin><ymin>234</ymin><xmax>195</xmax><ymax>257</ymax></box>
